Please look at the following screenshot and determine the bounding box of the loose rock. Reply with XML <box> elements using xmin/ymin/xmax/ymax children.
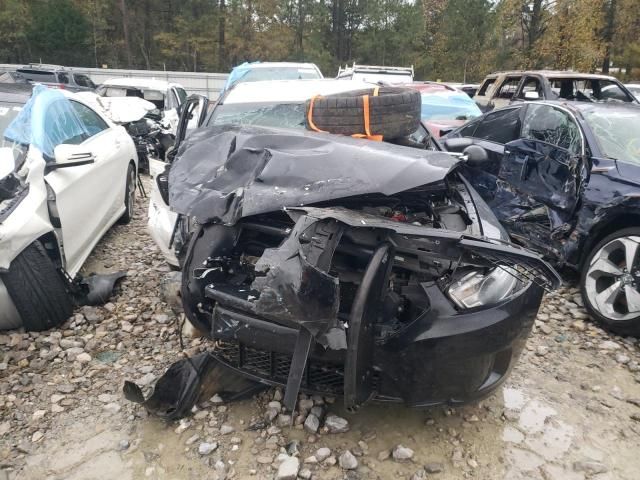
<box><xmin>276</xmin><ymin>456</ymin><xmax>299</xmax><ymax>480</ymax></box>
<box><xmin>339</xmin><ymin>450</ymin><xmax>358</xmax><ymax>470</ymax></box>
<box><xmin>324</xmin><ymin>414</ymin><xmax>349</xmax><ymax>433</ymax></box>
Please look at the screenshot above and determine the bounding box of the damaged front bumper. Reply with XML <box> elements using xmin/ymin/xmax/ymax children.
<box><xmin>181</xmin><ymin>206</ymin><xmax>559</xmax><ymax>410</ymax></box>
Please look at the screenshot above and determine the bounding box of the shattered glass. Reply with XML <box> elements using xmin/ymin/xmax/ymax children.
<box><xmin>211</xmin><ymin>102</ymin><xmax>307</xmax><ymax>130</ymax></box>
<box><xmin>583</xmin><ymin>108</ymin><xmax>640</xmax><ymax>165</ymax></box>
<box><xmin>521</xmin><ymin>104</ymin><xmax>582</xmax><ymax>155</ymax></box>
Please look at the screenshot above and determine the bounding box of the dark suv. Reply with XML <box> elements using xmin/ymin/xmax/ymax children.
<box><xmin>474</xmin><ymin>70</ymin><xmax>638</xmax><ymax>112</ymax></box>
<box><xmin>15</xmin><ymin>65</ymin><xmax>96</xmax><ymax>92</ymax></box>
<box><xmin>443</xmin><ymin>100</ymin><xmax>640</xmax><ymax>336</ymax></box>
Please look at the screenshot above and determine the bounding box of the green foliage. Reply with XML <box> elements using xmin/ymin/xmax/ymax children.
<box><xmin>0</xmin><ymin>0</ymin><xmax>31</xmax><ymax>63</ymax></box>
<box><xmin>27</xmin><ymin>0</ymin><xmax>91</xmax><ymax>66</ymax></box>
<box><xmin>0</xmin><ymin>0</ymin><xmax>637</xmax><ymax>79</ymax></box>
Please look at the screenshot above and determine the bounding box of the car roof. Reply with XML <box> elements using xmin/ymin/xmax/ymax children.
<box><xmin>399</xmin><ymin>82</ymin><xmax>460</xmax><ymax>93</ymax></box>
<box><xmin>17</xmin><ymin>64</ymin><xmax>66</xmax><ymax>72</ymax></box>
<box><xmin>540</xmin><ymin>99</ymin><xmax>640</xmax><ymax>114</ymax></box>
<box><xmin>489</xmin><ymin>100</ymin><xmax>640</xmax><ymax>117</ymax></box>
<box><xmin>0</xmin><ymin>83</ymin><xmax>33</xmax><ymax>103</ymax></box>
<box><xmin>232</xmin><ymin>62</ymin><xmax>320</xmax><ymax>70</ymax></box>
<box><xmin>222</xmin><ymin>79</ymin><xmax>376</xmax><ymax>104</ymax></box>
<box><xmin>102</xmin><ymin>77</ymin><xmax>183</xmax><ymax>91</ymax></box>
<box><xmin>489</xmin><ymin>70</ymin><xmax>621</xmax><ymax>81</ymax></box>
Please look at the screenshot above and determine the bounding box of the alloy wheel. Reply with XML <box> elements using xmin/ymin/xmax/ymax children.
<box><xmin>585</xmin><ymin>236</ymin><xmax>640</xmax><ymax>321</ymax></box>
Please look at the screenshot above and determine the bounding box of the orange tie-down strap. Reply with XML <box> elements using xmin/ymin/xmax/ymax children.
<box><xmin>308</xmin><ymin>90</ymin><xmax>383</xmax><ymax>141</ymax></box>
<box><xmin>307</xmin><ymin>95</ymin><xmax>328</xmax><ymax>133</ymax></box>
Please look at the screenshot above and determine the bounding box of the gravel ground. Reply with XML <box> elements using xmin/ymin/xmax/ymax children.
<box><xmin>1</xmin><ymin>180</ymin><xmax>639</xmax><ymax>480</ymax></box>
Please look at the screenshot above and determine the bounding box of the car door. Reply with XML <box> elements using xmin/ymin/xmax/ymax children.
<box><xmin>474</xmin><ymin>77</ymin><xmax>497</xmax><ymax>112</ymax></box>
<box><xmin>148</xmin><ymin>95</ymin><xmax>210</xmax><ymax>266</ymax></box>
<box><xmin>163</xmin><ymin>88</ymin><xmax>181</xmax><ymax>134</ymax></box>
<box><xmin>447</xmin><ymin>107</ymin><xmax>524</xmax><ymax>201</ymax></box>
<box><xmin>45</xmin><ymin>99</ymin><xmax>130</xmax><ymax>275</ymax></box>
<box><xmin>497</xmin><ymin>104</ymin><xmax>585</xmax><ymax>251</ymax></box>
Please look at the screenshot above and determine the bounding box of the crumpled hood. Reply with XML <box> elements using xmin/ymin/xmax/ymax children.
<box><xmin>169</xmin><ymin>124</ymin><xmax>460</xmax><ymax>225</ymax></box>
<box><xmin>76</xmin><ymin>92</ymin><xmax>156</xmax><ymax>124</ymax></box>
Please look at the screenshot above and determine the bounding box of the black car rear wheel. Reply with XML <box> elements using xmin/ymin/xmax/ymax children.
<box><xmin>581</xmin><ymin>227</ymin><xmax>640</xmax><ymax>336</ymax></box>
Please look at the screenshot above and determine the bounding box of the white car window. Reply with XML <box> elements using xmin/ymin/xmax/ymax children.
<box><xmin>70</xmin><ymin>101</ymin><xmax>109</xmax><ymax>138</ymax></box>
<box><xmin>175</xmin><ymin>87</ymin><xmax>188</xmax><ymax>105</ymax></box>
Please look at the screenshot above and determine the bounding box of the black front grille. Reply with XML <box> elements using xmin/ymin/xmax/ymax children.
<box><xmin>214</xmin><ymin>341</ymin><xmax>346</xmax><ymax>395</ymax></box>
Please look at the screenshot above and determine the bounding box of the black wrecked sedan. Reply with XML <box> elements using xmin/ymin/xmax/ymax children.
<box><xmin>443</xmin><ymin>101</ymin><xmax>640</xmax><ymax>336</ymax></box>
<box><xmin>165</xmin><ymin>124</ymin><xmax>559</xmax><ymax>411</ymax></box>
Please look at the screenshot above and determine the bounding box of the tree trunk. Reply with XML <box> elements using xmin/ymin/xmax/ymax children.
<box><xmin>118</xmin><ymin>0</ymin><xmax>132</xmax><ymax>68</ymax></box>
<box><xmin>332</xmin><ymin>0</ymin><xmax>344</xmax><ymax>61</ymax></box>
<box><xmin>528</xmin><ymin>0</ymin><xmax>544</xmax><ymax>68</ymax></box>
<box><xmin>296</xmin><ymin>0</ymin><xmax>304</xmax><ymax>59</ymax></box>
<box><xmin>218</xmin><ymin>0</ymin><xmax>226</xmax><ymax>71</ymax></box>
<box><xmin>601</xmin><ymin>0</ymin><xmax>617</xmax><ymax>73</ymax></box>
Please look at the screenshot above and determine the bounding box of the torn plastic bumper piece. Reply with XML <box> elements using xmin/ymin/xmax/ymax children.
<box><xmin>123</xmin><ymin>352</ymin><xmax>264</xmax><ymax>420</ymax></box>
<box><xmin>76</xmin><ymin>271</ymin><xmax>127</xmax><ymax>306</ymax></box>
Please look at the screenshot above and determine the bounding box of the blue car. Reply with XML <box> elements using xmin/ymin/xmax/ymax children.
<box><xmin>223</xmin><ymin>62</ymin><xmax>323</xmax><ymax>92</ymax></box>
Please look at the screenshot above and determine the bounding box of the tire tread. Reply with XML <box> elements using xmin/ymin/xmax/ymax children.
<box><xmin>1</xmin><ymin>242</ymin><xmax>73</xmax><ymax>331</ymax></box>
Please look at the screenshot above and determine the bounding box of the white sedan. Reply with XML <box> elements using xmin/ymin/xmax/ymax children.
<box><xmin>0</xmin><ymin>84</ymin><xmax>138</xmax><ymax>331</ymax></box>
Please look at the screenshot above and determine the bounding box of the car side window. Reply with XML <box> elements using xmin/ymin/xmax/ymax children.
<box><xmin>43</xmin><ymin>100</ymin><xmax>87</xmax><ymax>149</ymax></box>
<box><xmin>517</xmin><ymin>77</ymin><xmax>542</xmax><ymax>99</ymax></box>
<box><xmin>477</xmin><ymin>78</ymin><xmax>496</xmax><ymax>97</ymax></box>
<box><xmin>457</xmin><ymin>119</ymin><xmax>479</xmax><ymax>138</ymax></box>
<box><xmin>522</xmin><ymin>104</ymin><xmax>582</xmax><ymax>155</ymax></box>
<box><xmin>74</xmin><ymin>74</ymin><xmax>95</xmax><ymax>89</ymax></box>
<box><xmin>175</xmin><ymin>87</ymin><xmax>188</xmax><ymax>105</ymax></box>
<box><xmin>472</xmin><ymin>107</ymin><xmax>522</xmax><ymax>144</ymax></box>
<box><xmin>58</xmin><ymin>73</ymin><xmax>70</xmax><ymax>84</ymax></box>
<box><xmin>496</xmin><ymin>77</ymin><xmax>521</xmax><ymax>99</ymax></box>
<box><xmin>70</xmin><ymin>101</ymin><xmax>109</xmax><ymax>138</ymax></box>
<box><xmin>597</xmin><ymin>80</ymin><xmax>632</xmax><ymax>102</ymax></box>
<box><xmin>168</xmin><ymin>89</ymin><xmax>179</xmax><ymax>110</ymax></box>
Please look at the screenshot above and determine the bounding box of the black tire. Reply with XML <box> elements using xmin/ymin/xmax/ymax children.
<box><xmin>305</xmin><ymin>87</ymin><xmax>421</xmax><ymax>139</ymax></box>
<box><xmin>119</xmin><ymin>163</ymin><xmax>136</xmax><ymax>225</ymax></box>
<box><xmin>1</xmin><ymin>242</ymin><xmax>74</xmax><ymax>331</ymax></box>
<box><xmin>580</xmin><ymin>227</ymin><xmax>640</xmax><ymax>336</ymax></box>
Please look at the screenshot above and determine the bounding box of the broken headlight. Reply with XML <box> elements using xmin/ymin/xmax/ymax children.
<box><xmin>447</xmin><ymin>267</ymin><xmax>527</xmax><ymax>309</ymax></box>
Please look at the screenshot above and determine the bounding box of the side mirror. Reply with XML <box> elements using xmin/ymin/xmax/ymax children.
<box><xmin>463</xmin><ymin>145</ymin><xmax>489</xmax><ymax>166</ymax></box>
<box><xmin>444</xmin><ymin>137</ymin><xmax>473</xmax><ymax>152</ymax></box>
<box><xmin>524</xmin><ymin>91</ymin><xmax>540</xmax><ymax>100</ymax></box>
<box><xmin>50</xmin><ymin>144</ymin><xmax>95</xmax><ymax>171</ymax></box>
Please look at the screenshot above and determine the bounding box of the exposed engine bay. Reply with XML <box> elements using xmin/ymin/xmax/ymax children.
<box><xmin>184</xmin><ymin>179</ymin><xmax>482</xmax><ymax>340</ymax></box>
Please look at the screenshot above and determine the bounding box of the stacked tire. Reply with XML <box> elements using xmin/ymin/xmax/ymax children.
<box><xmin>305</xmin><ymin>87</ymin><xmax>421</xmax><ymax>139</ymax></box>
